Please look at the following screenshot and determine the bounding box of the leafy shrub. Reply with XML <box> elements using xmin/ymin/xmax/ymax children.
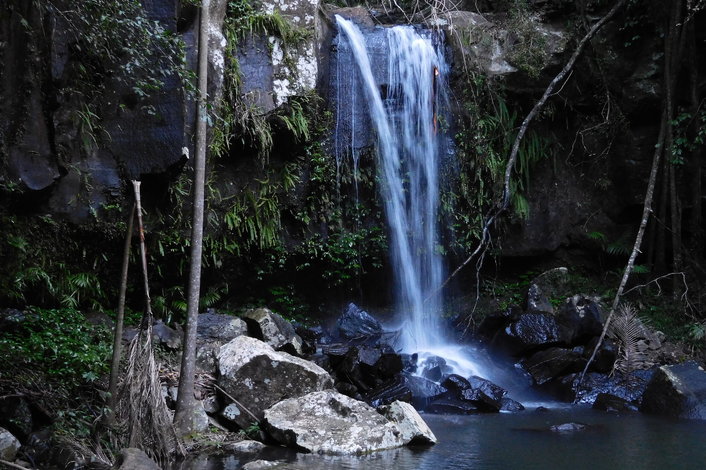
<box><xmin>0</xmin><ymin>307</ymin><xmax>112</xmax><ymax>385</ymax></box>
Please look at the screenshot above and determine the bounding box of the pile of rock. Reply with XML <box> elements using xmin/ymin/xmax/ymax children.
<box><xmin>311</xmin><ymin>304</ymin><xmax>525</xmax><ymax>415</ymax></box>
<box><xmin>477</xmin><ymin>282</ymin><xmax>703</xmax><ymax>417</ymax></box>
<box><xmin>189</xmin><ymin>307</ymin><xmax>437</xmax><ymax>455</ymax></box>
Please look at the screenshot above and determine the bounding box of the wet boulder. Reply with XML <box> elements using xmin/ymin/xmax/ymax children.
<box><xmin>195</xmin><ymin>312</ymin><xmax>247</xmax><ymax>374</ymax></box>
<box><xmin>477</xmin><ymin>306</ymin><xmax>521</xmax><ymax>339</ymax></box>
<box><xmin>493</xmin><ymin>312</ymin><xmax>568</xmax><ymax>355</ymax></box>
<box><xmin>462</xmin><ymin>376</ymin><xmax>508</xmax><ymax>412</ymax></box>
<box><xmin>336</xmin><ymin>303</ymin><xmax>383</xmax><ymax>340</ymax></box>
<box><xmin>379</xmin><ymin>401</ymin><xmax>437</xmax><ymax>445</ymax></box>
<box><xmin>217</xmin><ymin>336</ymin><xmax>333</xmax><ymax>428</ymax></box>
<box><xmin>0</xmin><ymin>427</ymin><xmax>20</xmax><ymax>461</ymax></box>
<box><xmin>593</xmin><ymin>393</ymin><xmax>637</xmax><ymax>413</ymax></box>
<box><xmin>263</xmin><ymin>390</ymin><xmax>405</xmax><ymax>454</ymax></box>
<box><xmin>405</xmin><ymin>375</ymin><xmax>447</xmax><ymax>410</ymax></box>
<box><xmin>441</xmin><ymin>374</ymin><xmax>472</xmax><ymax>394</ymax></box>
<box><xmin>550</xmin><ymin>422</ymin><xmax>587</xmax><ymax>433</ymax></box>
<box><xmin>419</xmin><ymin>355</ymin><xmax>453</xmax><ymax>382</ymax></box>
<box><xmin>521</xmin><ymin>347</ymin><xmax>586</xmax><ymax>385</ymax></box>
<box><xmin>325</xmin><ymin>343</ymin><xmax>404</xmax><ymax>395</ymax></box>
<box><xmin>500</xmin><ymin>397</ymin><xmax>525</xmax><ymax>412</ymax></box>
<box><xmin>241</xmin><ymin>308</ymin><xmax>303</xmax><ymax>355</ymax></box>
<box><xmin>549</xmin><ymin>370</ymin><xmax>653</xmax><ymax>405</ymax></box>
<box><xmin>364</xmin><ymin>375</ymin><xmax>413</xmax><ymax>407</ymax></box>
<box><xmin>525</xmin><ymin>283</ymin><xmax>554</xmax><ymax>314</ymax></box>
<box><xmin>427</xmin><ymin>397</ymin><xmax>480</xmax><ymax>414</ymax></box>
<box><xmin>556</xmin><ymin>295</ymin><xmax>604</xmax><ymax>344</ymax></box>
<box><xmin>640</xmin><ymin>361</ymin><xmax>706</xmax><ymax>420</ymax></box>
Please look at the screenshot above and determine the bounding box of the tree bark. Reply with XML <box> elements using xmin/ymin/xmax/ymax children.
<box><xmin>665</xmin><ymin>0</ymin><xmax>684</xmax><ymax>296</ymax></box>
<box><xmin>174</xmin><ymin>0</ymin><xmax>210</xmax><ymax>436</ymax></box>
<box><xmin>108</xmin><ymin>202</ymin><xmax>135</xmax><ymax>418</ymax></box>
<box><xmin>133</xmin><ymin>181</ymin><xmax>154</xmax><ymax>325</ymax></box>
<box><xmin>687</xmin><ymin>23</ymin><xmax>703</xmax><ymax>253</ymax></box>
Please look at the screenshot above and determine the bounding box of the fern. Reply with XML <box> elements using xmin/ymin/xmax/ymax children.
<box><xmin>588</xmin><ymin>231</ymin><xmax>607</xmax><ymax>242</ymax></box>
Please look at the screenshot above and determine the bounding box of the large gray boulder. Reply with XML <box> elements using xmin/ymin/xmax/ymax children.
<box><xmin>0</xmin><ymin>427</ymin><xmax>21</xmax><ymax>461</ymax></box>
<box><xmin>196</xmin><ymin>312</ymin><xmax>248</xmax><ymax>374</ymax></box>
<box><xmin>217</xmin><ymin>336</ymin><xmax>333</xmax><ymax>428</ymax></box>
<box><xmin>640</xmin><ymin>361</ymin><xmax>706</xmax><ymax>420</ymax></box>
<box><xmin>241</xmin><ymin>308</ymin><xmax>303</xmax><ymax>355</ymax></box>
<box><xmin>379</xmin><ymin>401</ymin><xmax>437</xmax><ymax>445</ymax></box>
<box><xmin>263</xmin><ymin>391</ymin><xmax>405</xmax><ymax>454</ymax></box>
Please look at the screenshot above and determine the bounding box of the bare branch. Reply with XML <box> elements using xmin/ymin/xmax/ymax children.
<box><xmin>429</xmin><ymin>0</ymin><xmax>628</xmax><ymax>301</ymax></box>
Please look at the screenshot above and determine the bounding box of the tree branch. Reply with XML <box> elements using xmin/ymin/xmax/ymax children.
<box><xmin>429</xmin><ymin>0</ymin><xmax>628</xmax><ymax>301</ymax></box>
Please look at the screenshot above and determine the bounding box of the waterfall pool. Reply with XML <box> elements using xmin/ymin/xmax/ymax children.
<box><xmin>176</xmin><ymin>406</ymin><xmax>706</xmax><ymax>469</ymax></box>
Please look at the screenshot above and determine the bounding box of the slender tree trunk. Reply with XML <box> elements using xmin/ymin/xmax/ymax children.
<box><xmin>654</xmin><ymin>158</ymin><xmax>668</xmax><ymax>272</ymax></box>
<box><xmin>580</xmin><ymin>0</ymin><xmax>683</xmax><ymax>385</ymax></box>
<box><xmin>108</xmin><ymin>203</ymin><xmax>135</xmax><ymax>418</ymax></box>
<box><xmin>664</xmin><ymin>0</ymin><xmax>685</xmax><ymax>296</ymax></box>
<box><xmin>174</xmin><ymin>0</ymin><xmax>210</xmax><ymax>436</ymax></box>
<box><xmin>579</xmin><ymin>112</ymin><xmax>668</xmax><ymax>387</ymax></box>
<box><xmin>133</xmin><ymin>181</ymin><xmax>154</xmax><ymax>324</ymax></box>
<box><xmin>687</xmin><ymin>24</ymin><xmax>702</xmax><ymax>254</ymax></box>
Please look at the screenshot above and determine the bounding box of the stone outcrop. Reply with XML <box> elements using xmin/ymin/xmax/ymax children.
<box><xmin>241</xmin><ymin>307</ymin><xmax>303</xmax><ymax>355</ymax></box>
<box><xmin>379</xmin><ymin>401</ymin><xmax>437</xmax><ymax>445</ymax></box>
<box><xmin>640</xmin><ymin>361</ymin><xmax>706</xmax><ymax>420</ymax></box>
<box><xmin>196</xmin><ymin>312</ymin><xmax>248</xmax><ymax>374</ymax></box>
<box><xmin>440</xmin><ymin>10</ymin><xmax>566</xmax><ymax>77</ymax></box>
<box><xmin>217</xmin><ymin>336</ymin><xmax>333</xmax><ymax>428</ymax></box>
<box><xmin>0</xmin><ymin>427</ymin><xmax>20</xmax><ymax>462</ymax></box>
<box><xmin>263</xmin><ymin>390</ymin><xmax>405</xmax><ymax>454</ymax></box>
<box><xmin>238</xmin><ymin>0</ymin><xmax>320</xmax><ymax>112</ymax></box>
<box><xmin>336</xmin><ymin>303</ymin><xmax>383</xmax><ymax>340</ymax></box>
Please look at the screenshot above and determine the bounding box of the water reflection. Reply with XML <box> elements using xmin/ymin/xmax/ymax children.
<box><xmin>176</xmin><ymin>408</ymin><xmax>706</xmax><ymax>470</ymax></box>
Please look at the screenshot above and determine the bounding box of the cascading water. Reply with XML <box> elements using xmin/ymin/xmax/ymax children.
<box><xmin>334</xmin><ymin>16</ymin><xmax>486</xmax><ymax>377</ymax></box>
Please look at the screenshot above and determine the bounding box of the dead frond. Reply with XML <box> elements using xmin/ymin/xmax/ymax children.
<box><xmin>113</xmin><ymin>323</ymin><xmax>185</xmax><ymax>465</ymax></box>
<box><xmin>608</xmin><ymin>303</ymin><xmax>649</xmax><ymax>380</ymax></box>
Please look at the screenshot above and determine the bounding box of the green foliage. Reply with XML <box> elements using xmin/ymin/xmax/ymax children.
<box><xmin>0</xmin><ymin>307</ymin><xmax>112</xmax><ymax>385</ymax></box>
<box><xmin>43</xmin><ymin>0</ymin><xmax>194</xmax><ymax>102</ymax></box>
<box><xmin>0</xmin><ymin>214</ymin><xmax>117</xmax><ymax>310</ymax></box>
<box><xmin>670</xmin><ymin>108</ymin><xmax>706</xmax><ymax>165</ymax></box>
<box><xmin>505</xmin><ymin>0</ymin><xmax>550</xmax><ymax>78</ymax></box>
<box><xmin>445</xmin><ymin>75</ymin><xmax>550</xmax><ymax>252</ymax></box>
<box><xmin>296</xmin><ymin>226</ymin><xmax>387</xmax><ymax>288</ymax></box>
<box><xmin>211</xmin><ymin>1</ymin><xmax>311</xmax><ymax>161</ymax></box>
<box><xmin>586</xmin><ymin>229</ymin><xmax>634</xmax><ymax>257</ymax></box>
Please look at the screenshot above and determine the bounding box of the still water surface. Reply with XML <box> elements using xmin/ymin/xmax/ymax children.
<box><xmin>178</xmin><ymin>406</ymin><xmax>706</xmax><ymax>470</ymax></box>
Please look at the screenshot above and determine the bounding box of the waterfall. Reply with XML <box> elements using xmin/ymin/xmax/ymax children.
<box><xmin>334</xmin><ymin>16</ymin><xmax>447</xmax><ymax>353</ymax></box>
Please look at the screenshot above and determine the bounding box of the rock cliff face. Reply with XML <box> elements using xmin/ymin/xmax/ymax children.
<box><xmin>0</xmin><ymin>0</ymin><xmax>229</xmax><ymax>221</ymax></box>
<box><xmin>1</xmin><ymin>1</ymin><xmax>703</xmax><ymax>294</ymax></box>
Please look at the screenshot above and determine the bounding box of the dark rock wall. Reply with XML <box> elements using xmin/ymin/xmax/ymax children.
<box><xmin>0</xmin><ymin>0</ymin><xmax>197</xmax><ymax>222</ymax></box>
<box><xmin>1</xmin><ymin>1</ymin><xmax>704</xmax><ymax>309</ymax></box>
